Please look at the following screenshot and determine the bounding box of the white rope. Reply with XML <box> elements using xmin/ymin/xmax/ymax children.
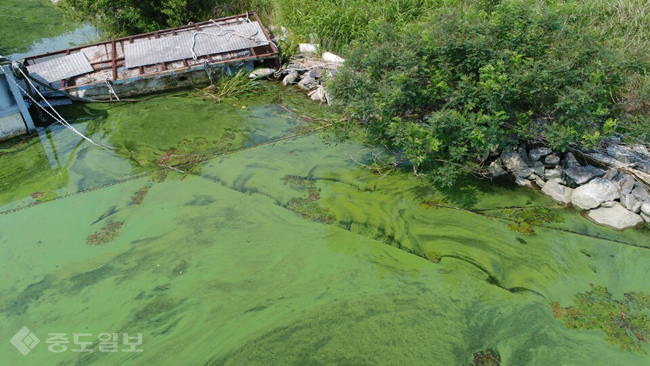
<box><xmin>190</xmin><ymin>16</ymin><xmax>266</xmax><ymax>61</ymax></box>
<box><xmin>7</xmin><ymin>65</ymin><xmax>113</xmax><ymax>150</ymax></box>
<box><xmin>105</xmin><ymin>79</ymin><xmax>120</xmax><ymax>101</ymax></box>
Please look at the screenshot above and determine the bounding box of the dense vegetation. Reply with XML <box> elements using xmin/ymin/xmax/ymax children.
<box><xmin>329</xmin><ymin>0</ymin><xmax>650</xmax><ymax>184</ymax></box>
<box><xmin>59</xmin><ymin>0</ymin><xmax>650</xmax><ymax>185</ymax></box>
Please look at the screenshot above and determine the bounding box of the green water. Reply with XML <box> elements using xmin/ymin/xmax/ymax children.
<box><xmin>0</xmin><ymin>83</ymin><xmax>648</xmax><ymax>365</ymax></box>
<box><xmin>0</xmin><ymin>0</ymin><xmax>98</xmax><ymax>58</ymax></box>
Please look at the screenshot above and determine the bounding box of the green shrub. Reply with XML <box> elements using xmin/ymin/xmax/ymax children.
<box><xmin>330</xmin><ymin>0</ymin><xmax>649</xmax><ymax>185</ymax></box>
<box><xmin>275</xmin><ymin>0</ymin><xmax>441</xmax><ymax>54</ymax></box>
<box><xmin>59</xmin><ymin>0</ymin><xmax>276</xmax><ymax>37</ymax></box>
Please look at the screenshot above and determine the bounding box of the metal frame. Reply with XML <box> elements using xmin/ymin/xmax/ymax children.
<box><xmin>22</xmin><ymin>12</ymin><xmax>280</xmax><ymax>92</ymax></box>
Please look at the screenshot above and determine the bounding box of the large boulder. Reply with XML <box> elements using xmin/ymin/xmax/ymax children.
<box><xmin>514</xmin><ymin>167</ymin><xmax>535</xmax><ymax>178</ymax></box>
<box><xmin>563</xmin><ymin>152</ymin><xmax>580</xmax><ymax>168</ymax></box>
<box><xmin>529</xmin><ymin>147</ymin><xmax>552</xmax><ymax>161</ymax></box>
<box><xmin>515</xmin><ymin>177</ymin><xmax>534</xmax><ymax>188</ymax></box>
<box><xmin>541</xmin><ymin>178</ymin><xmax>574</xmax><ymax>205</ymax></box>
<box><xmin>488</xmin><ymin>159</ymin><xmax>507</xmax><ymax>177</ymax></box>
<box><xmin>587</xmin><ymin>203</ymin><xmax>644</xmax><ymax>230</ymax></box>
<box><xmin>565</xmin><ymin>165</ymin><xmax>606</xmax><ymax>186</ymax></box>
<box><xmin>544</xmin><ymin>154</ymin><xmax>561</xmax><ymax>167</ymax></box>
<box><xmin>570</xmin><ymin>178</ymin><xmax>619</xmax><ymax>210</ymax></box>
<box><xmin>620</xmin><ymin>191</ymin><xmax>640</xmax><ymax>213</ymax></box>
<box><xmin>642</xmin><ymin>201</ymin><xmax>650</xmax><ymax>216</ymax></box>
<box><xmin>633</xmin><ymin>185</ymin><xmax>650</xmax><ymax>201</ymax></box>
<box><xmin>607</xmin><ymin>145</ymin><xmax>643</xmax><ymax>164</ymax></box>
<box><xmin>544</xmin><ymin>168</ymin><xmax>563</xmax><ymax>180</ymax></box>
<box><xmin>533</xmin><ymin>161</ymin><xmax>545</xmax><ymax>176</ymax></box>
<box><xmin>501</xmin><ymin>151</ymin><xmax>528</xmax><ymax>171</ymax></box>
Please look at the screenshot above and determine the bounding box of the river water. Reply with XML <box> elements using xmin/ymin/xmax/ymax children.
<box><xmin>0</xmin><ymin>2</ymin><xmax>649</xmax><ymax>365</ymax></box>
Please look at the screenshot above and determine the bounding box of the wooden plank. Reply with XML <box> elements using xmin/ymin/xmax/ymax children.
<box><xmin>111</xmin><ymin>40</ymin><xmax>118</xmax><ymax>80</ymax></box>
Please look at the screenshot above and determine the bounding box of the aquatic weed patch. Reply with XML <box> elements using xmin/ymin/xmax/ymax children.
<box><xmin>157</xmin><ymin>135</ymin><xmax>238</xmax><ymax>170</ymax></box>
<box><xmin>281</xmin><ymin>175</ymin><xmax>316</xmax><ymax>189</ymax></box>
<box><xmin>282</xmin><ymin>175</ymin><xmax>335</xmax><ymax>224</ymax></box>
<box><xmin>505</xmin><ymin>207</ymin><xmax>564</xmax><ymax>234</ymax></box>
<box><xmin>469</xmin><ymin>349</ymin><xmax>501</xmax><ymax>366</ymax></box>
<box><xmin>551</xmin><ymin>285</ymin><xmax>650</xmax><ymax>353</ymax></box>
<box><xmin>131</xmin><ymin>186</ymin><xmax>150</xmax><ymax>205</ymax></box>
<box><xmin>86</xmin><ymin>222</ymin><xmax>124</xmax><ymax>245</ymax></box>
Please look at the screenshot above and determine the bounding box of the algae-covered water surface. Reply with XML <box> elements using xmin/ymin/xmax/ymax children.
<box><xmin>0</xmin><ymin>82</ymin><xmax>649</xmax><ymax>365</ymax></box>
<box><xmin>1</xmin><ymin>8</ymin><xmax>649</xmax><ymax>362</ymax></box>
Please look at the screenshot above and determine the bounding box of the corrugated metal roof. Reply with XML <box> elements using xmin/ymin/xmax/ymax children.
<box><xmin>27</xmin><ymin>52</ymin><xmax>94</xmax><ymax>83</ymax></box>
<box><xmin>124</xmin><ymin>21</ymin><xmax>269</xmax><ymax>69</ymax></box>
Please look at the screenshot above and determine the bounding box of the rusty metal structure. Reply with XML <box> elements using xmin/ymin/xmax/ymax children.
<box><xmin>21</xmin><ymin>12</ymin><xmax>279</xmax><ymax>100</ymax></box>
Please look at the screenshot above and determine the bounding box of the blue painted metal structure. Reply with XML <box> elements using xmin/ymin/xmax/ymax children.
<box><xmin>0</xmin><ymin>63</ymin><xmax>36</xmax><ymax>139</ymax></box>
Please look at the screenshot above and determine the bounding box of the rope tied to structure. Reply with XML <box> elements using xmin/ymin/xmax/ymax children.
<box><xmin>6</xmin><ymin>64</ymin><xmax>114</xmax><ymax>151</ymax></box>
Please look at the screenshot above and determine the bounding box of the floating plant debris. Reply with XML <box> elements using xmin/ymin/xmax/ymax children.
<box><xmin>282</xmin><ymin>176</ymin><xmax>334</xmax><ymax>224</ymax></box>
<box><xmin>281</xmin><ymin>175</ymin><xmax>316</xmax><ymax>189</ymax></box>
<box><xmin>504</xmin><ymin>207</ymin><xmax>564</xmax><ymax>234</ymax></box>
<box><xmin>551</xmin><ymin>285</ymin><xmax>650</xmax><ymax>353</ymax></box>
<box><xmin>150</xmin><ymin>170</ymin><xmax>168</xmax><ymax>183</ymax></box>
<box><xmin>427</xmin><ymin>251</ymin><xmax>441</xmax><ymax>263</ymax></box>
<box><xmin>131</xmin><ymin>186</ymin><xmax>150</xmax><ymax>205</ymax></box>
<box><xmin>30</xmin><ymin>191</ymin><xmax>44</xmax><ymax>199</ymax></box>
<box><xmin>86</xmin><ymin>222</ymin><xmax>124</xmax><ymax>246</ymax></box>
<box><xmin>157</xmin><ymin>134</ymin><xmax>238</xmax><ymax>170</ymax></box>
<box><xmin>286</xmin><ymin>196</ymin><xmax>335</xmax><ymax>225</ymax></box>
<box><xmin>420</xmin><ymin>198</ymin><xmax>447</xmax><ymax>209</ymax></box>
<box><xmin>469</xmin><ymin>349</ymin><xmax>501</xmax><ymax>366</ymax></box>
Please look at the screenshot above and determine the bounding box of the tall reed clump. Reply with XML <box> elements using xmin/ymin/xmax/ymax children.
<box><xmin>197</xmin><ymin>70</ymin><xmax>260</xmax><ymax>101</ymax></box>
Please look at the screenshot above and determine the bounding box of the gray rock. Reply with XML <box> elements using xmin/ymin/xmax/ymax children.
<box><xmin>637</xmin><ymin>162</ymin><xmax>650</xmax><ymax>174</ymax></box>
<box><xmin>620</xmin><ymin>191</ymin><xmax>639</xmax><ymax>212</ymax></box>
<box><xmin>565</xmin><ymin>165</ymin><xmax>606</xmax><ymax>186</ymax></box>
<box><xmin>285</xmin><ymin>63</ymin><xmax>307</xmax><ymax>71</ymax></box>
<box><xmin>632</xmin><ymin>144</ymin><xmax>650</xmax><ymax>159</ymax></box>
<box><xmin>488</xmin><ymin>159</ymin><xmax>507</xmax><ymax>178</ymax></box>
<box><xmin>544</xmin><ymin>154</ymin><xmax>561</xmax><ymax>166</ymax></box>
<box><xmin>529</xmin><ymin>147</ymin><xmax>552</xmax><ymax>161</ymax></box>
<box><xmin>587</xmin><ymin>203</ymin><xmax>644</xmax><ymax>230</ymax></box>
<box><xmin>298</xmin><ymin>74</ymin><xmax>318</xmax><ymax>90</ymax></box>
<box><xmin>642</xmin><ymin>201</ymin><xmax>650</xmax><ymax>215</ymax></box>
<box><xmin>534</xmin><ymin>176</ymin><xmax>546</xmax><ymax>188</ymax></box>
<box><xmin>282</xmin><ymin>71</ymin><xmax>299</xmax><ymax>86</ymax></box>
<box><xmin>632</xmin><ymin>200</ymin><xmax>643</xmax><ymax>214</ymax></box>
<box><xmin>544</xmin><ymin>168</ymin><xmax>563</xmax><ymax>180</ymax></box>
<box><xmin>641</xmin><ymin>212</ymin><xmax>650</xmax><ymax>223</ymax></box>
<box><xmin>515</xmin><ymin>178</ymin><xmax>534</xmax><ymax>188</ymax></box>
<box><xmin>501</xmin><ymin>151</ymin><xmax>529</xmax><ymax>171</ymax></box>
<box><xmin>514</xmin><ymin>167</ymin><xmax>535</xmax><ymax>178</ymax></box>
<box><xmin>570</xmin><ymin>178</ymin><xmax>620</xmax><ymax>210</ymax></box>
<box><xmin>620</xmin><ymin>176</ymin><xmax>636</xmax><ymax>194</ymax></box>
<box><xmin>518</xmin><ymin>144</ymin><xmax>529</xmax><ymax>162</ymax></box>
<box><xmin>564</xmin><ymin>152</ymin><xmax>580</xmax><ymax>168</ymax></box>
<box><xmin>533</xmin><ymin>161</ymin><xmax>545</xmax><ymax>176</ymax></box>
<box><xmin>601</xmin><ymin>201</ymin><xmax>616</xmax><ymax>208</ymax></box>
<box><xmin>633</xmin><ymin>185</ymin><xmax>650</xmax><ymax>201</ymax></box>
<box><xmin>607</xmin><ymin>145</ymin><xmax>643</xmax><ymax>164</ymax></box>
<box><xmin>603</xmin><ymin>168</ymin><xmax>620</xmax><ymax>181</ymax></box>
<box><xmin>309</xmin><ymin>66</ymin><xmax>325</xmax><ymax>79</ymax></box>
<box><xmin>541</xmin><ymin>178</ymin><xmax>574</xmax><ymax>205</ymax></box>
